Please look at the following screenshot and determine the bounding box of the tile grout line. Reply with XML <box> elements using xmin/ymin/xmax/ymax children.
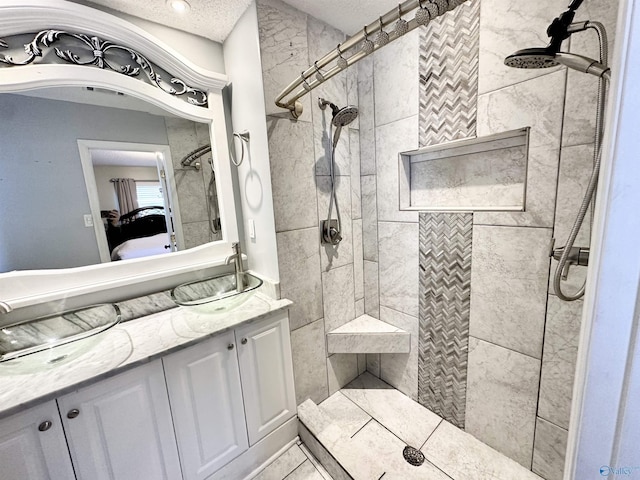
<box><xmin>350</xmin><ymin>417</ymin><xmax>374</xmax><ymax>439</ymax></box>
<box><xmin>419</xmin><ymin>418</ymin><xmax>444</xmax><ymax>451</ymax></box>
<box><xmin>298</xmin><ymin>442</ymin><xmax>334</xmax><ymax>480</ymax></box>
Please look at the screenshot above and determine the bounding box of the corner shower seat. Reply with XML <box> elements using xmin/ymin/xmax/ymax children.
<box><xmin>326</xmin><ymin>314</ymin><xmax>410</xmax><ymax>354</ymax></box>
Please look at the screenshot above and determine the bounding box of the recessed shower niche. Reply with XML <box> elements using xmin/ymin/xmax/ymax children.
<box><xmin>399</xmin><ymin>128</ymin><xmax>530</xmax><ymax>212</ymax></box>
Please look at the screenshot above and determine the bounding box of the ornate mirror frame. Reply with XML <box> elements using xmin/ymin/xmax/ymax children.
<box><xmin>0</xmin><ymin>0</ymin><xmax>240</xmax><ymax>310</ymax></box>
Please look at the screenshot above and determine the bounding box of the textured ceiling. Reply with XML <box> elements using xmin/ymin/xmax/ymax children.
<box><xmin>82</xmin><ymin>0</ymin><xmax>402</xmax><ymax>43</ymax></box>
<box><xmin>83</xmin><ymin>0</ymin><xmax>253</xmax><ymax>43</ymax></box>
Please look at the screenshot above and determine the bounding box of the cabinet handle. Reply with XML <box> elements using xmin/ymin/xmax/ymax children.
<box><xmin>227</xmin><ymin>343</ymin><xmax>234</xmax><ymax>350</ymax></box>
<box><xmin>38</xmin><ymin>420</ymin><xmax>52</xmax><ymax>432</ymax></box>
<box><xmin>67</xmin><ymin>409</ymin><xmax>80</xmax><ymax>419</ymax></box>
<box><xmin>241</xmin><ymin>338</ymin><xmax>248</xmax><ymax>345</ymax></box>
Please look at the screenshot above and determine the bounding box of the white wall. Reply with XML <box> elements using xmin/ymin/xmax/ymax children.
<box><xmin>223</xmin><ymin>2</ymin><xmax>279</xmax><ymax>282</ymax></box>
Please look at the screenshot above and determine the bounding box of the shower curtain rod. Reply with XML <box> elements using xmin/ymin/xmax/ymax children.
<box><xmin>274</xmin><ymin>0</ymin><xmax>469</xmax><ymax>118</ymax></box>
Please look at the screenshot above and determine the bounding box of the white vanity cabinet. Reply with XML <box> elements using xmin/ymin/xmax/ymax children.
<box><xmin>163</xmin><ymin>311</ymin><xmax>296</xmax><ymax>480</ymax></box>
<box><xmin>163</xmin><ymin>330</ymin><xmax>249</xmax><ymax>480</ymax></box>
<box><xmin>0</xmin><ymin>309</ymin><xmax>296</xmax><ymax>480</ymax></box>
<box><xmin>235</xmin><ymin>311</ymin><xmax>296</xmax><ymax>446</ymax></box>
<box><xmin>0</xmin><ymin>401</ymin><xmax>75</xmax><ymax>480</ymax></box>
<box><xmin>57</xmin><ymin>360</ymin><xmax>182</xmax><ymax>480</ymax></box>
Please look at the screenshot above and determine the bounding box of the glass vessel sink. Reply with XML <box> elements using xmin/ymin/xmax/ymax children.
<box><xmin>171</xmin><ymin>272</ymin><xmax>263</xmax><ymax>313</ymax></box>
<box><xmin>0</xmin><ymin>303</ymin><xmax>121</xmax><ymax>368</ymax></box>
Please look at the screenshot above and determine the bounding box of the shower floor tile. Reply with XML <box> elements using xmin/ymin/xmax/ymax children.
<box><xmin>300</xmin><ymin>372</ymin><xmax>544</xmax><ymax>480</ymax></box>
<box><xmin>340</xmin><ymin>372</ymin><xmax>442</xmax><ymax>448</ymax></box>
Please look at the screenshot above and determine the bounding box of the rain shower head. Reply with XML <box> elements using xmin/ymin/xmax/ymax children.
<box><xmin>505</xmin><ymin>49</ymin><xmax>610</xmax><ymax>79</ymax></box>
<box><xmin>504</xmin><ymin>47</ymin><xmax>560</xmax><ymax>69</ymax></box>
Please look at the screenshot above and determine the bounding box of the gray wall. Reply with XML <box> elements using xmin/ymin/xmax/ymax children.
<box><xmin>0</xmin><ymin>93</ymin><xmax>168</xmax><ymax>271</ymax></box>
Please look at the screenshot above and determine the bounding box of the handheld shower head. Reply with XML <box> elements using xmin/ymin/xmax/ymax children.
<box><xmin>318</xmin><ymin>98</ymin><xmax>359</xmax><ymax>147</ymax></box>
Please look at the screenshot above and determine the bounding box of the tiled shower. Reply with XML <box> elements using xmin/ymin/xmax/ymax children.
<box><xmin>254</xmin><ymin>0</ymin><xmax>620</xmax><ymax>478</ymax></box>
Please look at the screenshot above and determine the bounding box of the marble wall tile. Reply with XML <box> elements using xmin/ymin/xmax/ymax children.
<box><xmin>466</xmin><ymin>337</ymin><xmax>541</xmax><ymax>468</ymax></box>
<box><xmin>317</xmin><ymin>176</ymin><xmax>353</xmax><ymax>271</ymax></box>
<box><xmin>379</xmin><ymin>306</ymin><xmax>419</xmax><ymax>401</ymax></box>
<box><xmin>346</xmin><ymin>63</ymin><xmax>359</xmax><ymax>131</ymax></box>
<box><xmin>532</xmin><ymin>417</ymin><xmax>568</xmax><ymax>480</ymax></box>
<box><xmin>554</xmin><ymin>144</ymin><xmax>594</xmax><ymax>246</ymax></box>
<box><xmin>165</xmin><ymin>117</ymin><xmax>199</xmax><ymax>170</ymax></box>
<box><xmin>256</xmin><ymin>0</ymin><xmax>311</xmax><ymax>121</ymax></box>
<box><xmin>327</xmin><ymin>354</ymin><xmax>359</xmax><ymax>396</ymax></box>
<box><xmin>375</xmin><ymin>115</ymin><xmax>419</xmax><ymax>223</ymax></box>
<box><xmin>352</xmin><ymin>219</ymin><xmax>364</xmax><ymax>301</ymax></box>
<box><xmin>363</xmin><ymin>260</ymin><xmax>380</xmax><ymax>319</ymax></box>
<box><xmin>182</xmin><ymin>221</ymin><xmax>212</xmax><ymax>249</ymax></box>
<box><xmin>361</xmin><ymin>175</ymin><xmax>378</xmax><ymax>262</ymax></box>
<box><xmin>366</xmin><ymin>353</ymin><xmax>380</xmax><ymax>377</ymax></box>
<box><xmin>358</xmin><ymin>57</ymin><xmax>376</xmax><ymax>176</ymax></box>
<box><xmin>355</xmin><ymin>299</ymin><xmax>364</xmax><ymax>318</ymax></box>
<box><xmin>173</xmin><ymin>170</ymin><xmax>208</xmax><ymax>223</ymax></box>
<box><xmin>477</xmin><ymin>69</ymin><xmax>566</xmax><ymax>151</ymax></box>
<box><xmin>322</xmin><ymin>264</ymin><xmax>356</xmax><ymax>334</ymax></box>
<box><xmin>548</xmin><ymin>259</ymin><xmax>587</xmax><ymax>298</ymax></box>
<box><xmin>267</xmin><ymin>116</ymin><xmax>318</xmax><ymax>232</ymax></box>
<box><xmin>562</xmin><ymin>0</ymin><xmax>619</xmax><ymax>147</ymax></box>
<box><xmin>474</xmin><ymin>145</ymin><xmax>560</xmax><ymax>228</ymax></box>
<box><xmin>470</xmin><ymin>225</ymin><xmax>551</xmax><ymax>358</ymax></box>
<box><xmin>478</xmin><ymin>0</ymin><xmax>565</xmax><ymax>95</ymax></box>
<box><xmin>357</xmin><ymin>56</ymin><xmax>375</xmax><ymax>138</ymax></box>
<box><xmin>291</xmin><ymin>318</ymin><xmax>329</xmax><ymax>406</ymax></box>
<box><xmin>538</xmin><ymin>295</ymin><xmax>583</xmax><ymax>430</ymax></box>
<box><xmin>359</xmin><ymin>127</ymin><xmax>376</xmax><ymax>176</ymax></box>
<box><xmin>307</xmin><ymin>18</ymin><xmax>350</xmax><ymax>177</ymax></box>
<box><xmin>373</xmin><ymin>29</ymin><xmax>419</xmax><ymax>127</ymax></box>
<box><xmin>378</xmin><ymin>222</ymin><xmax>419</xmax><ymax>318</ymax></box>
<box><xmin>277</xmin><ymin>227</ymin><xmax>323</xmax><ymax>331</ymax></box>
<box><xmin>350</xmin><ymin>129</ymin><xmax>361</xmax><ymax>220</ymax></box>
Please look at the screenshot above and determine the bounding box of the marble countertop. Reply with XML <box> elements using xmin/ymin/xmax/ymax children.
<box><xmin>0</xmin><ymin>293</ymin><xmax>292</xmax><ymax>420</ymax></box>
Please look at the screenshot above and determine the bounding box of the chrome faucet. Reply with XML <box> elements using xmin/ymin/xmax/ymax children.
<box><xmin>225</xmin><ymin>242</ymin><xmax>245</xmax><ymax>293</ymax></box>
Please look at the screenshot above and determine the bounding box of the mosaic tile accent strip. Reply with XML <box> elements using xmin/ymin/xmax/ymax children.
<box><xmin>418</xmin><ymin>212</ymin><xmax>472</xmax><ymax>428</ymax></box>
<box><xmin>419</xmin><ymin>0</ymin><xmax>480</xmax><ymax>147</ymax></box>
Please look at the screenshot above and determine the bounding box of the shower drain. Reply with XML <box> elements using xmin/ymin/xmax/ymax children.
<box><xmin>402</xmin><ymin>446</ymin><xmax>425</xmax><ymax>466</ymax></box>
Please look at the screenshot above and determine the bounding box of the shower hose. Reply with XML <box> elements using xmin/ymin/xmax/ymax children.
<box><xmin>554</xmin><ymin>21</ymin><xmax>608</xmax><ymax>301</ymax></box>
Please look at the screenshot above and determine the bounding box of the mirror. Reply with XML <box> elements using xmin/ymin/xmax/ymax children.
<box><xmin>0</xmin><ymin>87</ymin><xmax>223</xmax><ymax>272</ymax></box>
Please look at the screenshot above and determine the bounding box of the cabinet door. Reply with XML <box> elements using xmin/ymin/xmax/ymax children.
<box><xmin>163</xmin><ymin>330</ymin><xmax>248</xmax><ymax>480</ymax></box>
<box><xmin>236</xmin><ymin>311</ymin><xmax>296</xmax><ymax>445</ymax></box>
<box><xmin>58</xmin><ymin>360</ymin><xmax>182</xmax><ymax>480</ymax></box>
<box><xmin>0</xmin><ymin>401</ymin><xmax>75</xmax><ymax>480</ymax></box>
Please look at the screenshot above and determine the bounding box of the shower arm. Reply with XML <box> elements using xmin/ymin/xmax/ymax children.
<box><xmin>274</xmin><ymin>0</ymin><xmax>468</xmax><ymax>118</ymax></box>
